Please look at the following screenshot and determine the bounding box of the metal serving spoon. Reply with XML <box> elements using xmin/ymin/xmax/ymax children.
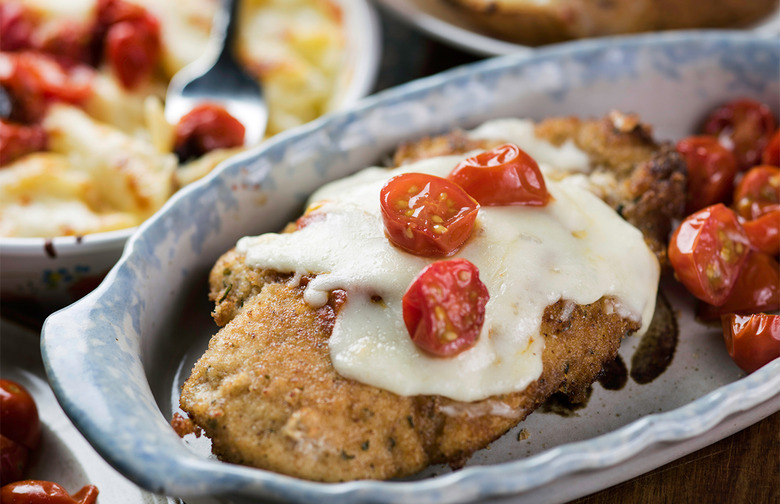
<box><xmin>164</xmin><ymin>0</ymin><xmax>267</xmax><ymax>145</ymax></box>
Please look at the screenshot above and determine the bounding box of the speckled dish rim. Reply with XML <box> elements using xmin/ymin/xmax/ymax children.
<box><xmin>42</xmin><ymin>31</ymin><xmax>780</xmax><ymax>504</ymax></box>
<box><xmin>0</xmin><ymin>0</ymin><xmax>381</xmax><ymax>263</ymax></box>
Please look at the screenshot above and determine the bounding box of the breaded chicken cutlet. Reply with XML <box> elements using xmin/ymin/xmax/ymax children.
<box><xmin>178</xmin><ymin>113</ymin><xmax>687</xmax><ymax>482</ymax></box>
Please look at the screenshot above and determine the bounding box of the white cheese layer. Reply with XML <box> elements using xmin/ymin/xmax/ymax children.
<box><xmin>237</xmin><ymin>121</ymin><xmax>659</xmax><ymax>402</ymax></box>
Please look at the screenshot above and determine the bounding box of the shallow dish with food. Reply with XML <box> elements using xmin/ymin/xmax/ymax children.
<box><xmin>0</xmin><ymin>0</ymin><xmax>380</xmax><ymax>311</ymax></box>
<box><xmin>42</xmin><ymin>32</ymin><xmax>779</xmax><ymax>503</ymax></box>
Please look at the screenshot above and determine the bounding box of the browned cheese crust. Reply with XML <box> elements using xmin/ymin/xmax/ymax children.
<box><xmin>182</xmin><ymin>273</ymin><xmax>638</xmax><ymax>481</ymax></box>
<box><xmin>443</xmin><ymin>0</ymin><xmax>778</xmax><ymax>46</ymax></box>
<box><xmin>393</xmin><ymin>112</ymin><xmax>687</xmax><ymax>267</ymax></box>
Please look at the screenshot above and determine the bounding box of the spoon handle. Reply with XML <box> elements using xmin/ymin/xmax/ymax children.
<box><xmin>211</xmin><ymin>0</ymin><xmax>241</xmax><ymax>62</ymax></box>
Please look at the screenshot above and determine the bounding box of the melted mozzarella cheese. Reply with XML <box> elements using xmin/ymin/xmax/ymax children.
<box><xmin>237</xmin><ymin>121</ymin><xmax>659</xmax><ymax>402</ymax></box>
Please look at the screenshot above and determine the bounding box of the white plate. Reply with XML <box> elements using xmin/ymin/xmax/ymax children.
<box><xmin>42</xmin><ymin>32</ymin><xmax>780</xmax><ymax>503</ymax></box>
<box><xmin>375</xmin><ymin>0</ymin><xmax>780</xmax><ymax>56</ymax></box>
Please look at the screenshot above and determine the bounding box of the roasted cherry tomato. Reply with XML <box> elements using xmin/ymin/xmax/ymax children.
<box><xmin>0</xmin><ymin>379</ymin><xmax>40</xmax><ymax>451</ymax></box>
<box><xmin>402</xmin><ymin>258</ymin><xmax>489</xmax><ymax>357</ymax></box>
<box><xmin>448</xmin><ymin>143</ymin><xmax>550</xmax><ymax>207</ymax></box>
<box><xmin>742</xmin><ymin>210</ymin><xmax>780</xmax><ymax>256</ymax></box>
<box><xmin>668</xmin><ymin>204</ymin><xmax>751</xmax><ymax>306</ymax></box>
<box><xmin>104</xmin><ymin>16</ymin><xmax>160</xmax><ymax>90</ymax></box>
<box><xmin>762</xmin><ymin>128</ymin><xmax>780</xmax><ymax>166</ymax></box>
<box><xmin>0</xmin><ymin>3</ymin><xmax>37</xmax><ymax>51</ymax></box>
<box><xmin>0</xmin><ymin>52</ymin><xmax>93</xmax><ymax>123</ymax></box>
<box><xmin>697</xmin><ymin>251</ymin><xmax>780</xmax><ymax>321</ymax></box>
<box><xmin>733</xmin><ymin>165</ymin><xmax>780</xmax><ymax>220</ymax></box>
<box><xmin>702</xmin><ymin>98</ymin><xmax>777</xmax><ymax>171</ymax></box>
<box><xmin>0</xmin><ymin>481</ymin><xmax>99</xmax><ymax>504</ymax></box>
<box><xmin>675</xmin><ymin>136</ymin><xmax>738</xmax><ymax>212</ymax></box>
<box><xmin>0</xmin><ymin>435</ymin><xmax>29</xmax><ymax>485</ymax></box>
<box><xmin>722</xmin><ymin>313</ymin><xmax>780</xmax><ymax>374</ymax></box>
<box><xmin>380</xmin><ymin>172</ymin><xmax>479</xmax><ymax>257</ymax></box>
<box><xmin>174</xmin><ymin>103</ymin><xmax>246</xmax><ymax>162</ymax></box>
<box><xmin>0</xmin><ymin>120</ymin><xmax>47</xmax><ymax>166</ymax></box>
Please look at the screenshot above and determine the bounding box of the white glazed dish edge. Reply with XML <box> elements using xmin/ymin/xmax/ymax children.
<box><xmin>0</xmin><ymin>0</ymin><xmax>382</xmax><ymax>311</ymax></box>
<box><xmin>375</xmin><ymin>0</ymin><xmax>780</xmax><ymax>56</ymax></box>
<box><xmin>42</xmin><ymin>32</ymin><xmax>780</xmax><ymax>503</ymax></box>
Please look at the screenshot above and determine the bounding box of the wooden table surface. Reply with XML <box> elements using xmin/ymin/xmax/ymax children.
<box><xmin>374</xmin><ymin>12</ymin><xmax>779</xmax><ymax>503</ymax></box>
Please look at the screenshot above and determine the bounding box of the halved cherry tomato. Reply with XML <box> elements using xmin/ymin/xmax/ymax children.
<box><xmin>697</xmin><ymin>251</ymin><xmax>780</xmax><ymax>321</ymax></box>
<box><xmin>0</xmin><ymin>481</ymin><xmax>99</xmax><ymax>504</ymax></box>
<box><xmin>676</xmin><ymin>135</ymin><xmax>738</xmax><ymax>212</ymax></box>
<box><xmin>0</xmin><ymin>120</ymin><xmax>47</xmax><ymax>166</ymax></box>
<box><xmin>742</xmin><ymin>210</ymin><xmax>780</xmax><ymax>256</ymax></box>
<box><xmin>702</xmin><ymin>98</ymin><xmax>777</xmax><ymax>171</ymax></box>
<box><xmin>722</xmin><ymin>313</ymin><xmax>780</xmax><ymax>374</ymax></box>
<box><xmin>0</xmin><ymin>51</ymin><xmax>93</xmax><ymax>123</ymax></box>
<box><xmin>668</xmin><ymin>204</ymin><xmax>751</xmax><ymax>306</ymax></box>
<box><xmin>402</xmin><ymin>258</ymin><xmax>489</xmax><ymax>357</ymax></box>
<box><xmin>733</xmin><ymin>165</ymin><xmax>780</xmax><ymax>220</ymax></box>
<box><xmin>447</xmin><ymin>143</ymin><xmax>550</xmax><ymax>207</ymax></box>
<box><xmin>0</xmin><ymin>379</ymin><xmax>40</xmax><ymax>451</ymax></box>
<box><xmin>762</xmin><ymin>128</ymin><xmax>780</xmax><ymax>166</ymax></box>
<box><xmin>174</xmin><ymin>103</ymin><xmax>246</xmax><ymax>162</ymax></box>
<box><xmin>380</xmin><ymin>172</ymin><xmax>479</xmax><ymax>257</ymax></box>
<box><xmin>0</xmin><ymin>435</ymin><xmax>29</xmax><ymax>485</ymax></box>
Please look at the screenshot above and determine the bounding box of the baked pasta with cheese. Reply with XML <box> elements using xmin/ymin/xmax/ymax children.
<box><xmin>177</xmin><ymin>112</ymin><xmax>686</xmax><ymax>482</ymax></box>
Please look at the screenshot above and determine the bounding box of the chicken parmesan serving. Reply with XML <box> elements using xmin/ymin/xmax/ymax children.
<box><xmin>0</xmin><ymin>0</ymin><xmax>348</xmax><ymax>237</ymax></box>
<box><xmin>177</xmin><ymin>112</ymin><xmax>687</xmax><ymax>482</ymax></box>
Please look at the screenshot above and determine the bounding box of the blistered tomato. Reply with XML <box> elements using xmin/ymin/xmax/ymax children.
<box><xmin>762</xmin><ymin>128</ymin><xmax>780</xmax><ymax>166</ymax></box>
<box><xmin>733</xmin><ymin>165</ymin><xmax>780</xmax><ymax>220</ymax></box>
<box><xmin>697</xmin><ymin>251</ymin><xmax>780</xmax><ymax>321</ymax></box>
<box><xmin>668</xmin><ymin>204</ymin><xmax>751</xmax><ymax>306</ymax></box>
<box><xmin>675</xmin><ymin>136</ymin><xmax>738</xmax><ymax>212</ymax></box>
<box><xmin>0</xmin><ymin>120</ymin><xmax>47</xmax><ymax>166</ymax></box>
<box><xmin>0</xmin><ymin>379</ymin><xmax>40</xmax><ymax>451</ymax></box>
<box><xmin>741</xmin><ymin>210</ymin><xmax>780</xmax><ymax>256</ymax></box>
<box><xmin>448</xmin><ymin>143</ymin><xmax>550</xmax><ymax>207</ymax></box>
<box><xmin>402</xmin><ymin>258</ymin><xmax>489</xmax><ymax>357</ymax></box>
<box><xmin>174</xmin><ymin>103</ymin><xmax>246</xmax><ymax>161</ymax></box>
<box><xmin>0</xmin><ymin>481</ymin><xmax>99</xmax><ymax>504</ymax></box>
<box><xmin>0</xmin><ymin>435</ymin><xmax>29</xmax><ymax>485</ymax></box>
<box><xmin>722</xmin><ymin>313</ymin><xmax>780</xmax><ymax>374</ymax></box>
<box><xmin>380</xmin><ymin>172</ymin><xmax>479</xmax><ymax>257</ymax></box>
<box><xmin>702</xmin><ymin>98</ymin><xmax>777</xmax><ymax>171</ymax></box>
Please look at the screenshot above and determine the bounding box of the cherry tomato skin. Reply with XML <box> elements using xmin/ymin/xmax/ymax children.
<box><xmin>174</xmin><ymin>103</ymin><xmax>246</xmax><ymax>162</ymax></box>
<box><xmin>702</xmin><ymin>98</ymin><xmax>778</xmax><ymax>171</ymax></box>
<box><xmin>0</xmin><ymin>120</ymin><xmax>47</xmax><ymax>166</ymax></box>
<box><xmin>402</xmin><ymin>258</ymin><xmax>489</xmax><ymax>357</ymax></box>
<box><xmin>668</xmin><ymin>204</ymin><xmax>751</xmax><ymax>306</ymax></box>
<box><xmin>733</xmin><ymin>165</ymin><xmax>780</xmax><ymax>220</ymax></box>
<box><xmin>0</xmin><ymin>379</ymin><xmax>40</xmax><ymax>451</ymax></box>
<box><xmin>762</xmin><ymin>129</ymin><xmax>780</xmax><ymax>166</ymax></box>
<box><xmin>742</xmin><ymin>210</ymin><xmax>780</xmax><ymax>256</ymax></box>
<box><xmin>675</xmin><ymin>136</ymin><xmax>738</xmax><ymax>212</ymax></box>
<box><xmin>0</xmin><ymin>481</ymin><xmax>99</xmax><ymax>504</ymax></box>
<box><xmin>697</xmin><ymin>251</ymin><xmax>780</xmax><ymax>321</ymax></box>
<box><xmin>104</xmin><ymin>16</ymin><xmax>160</xmax><ymax>90</ymax></box>
<box><xmin>380</xmin><ymin>172</ymin><xmax>480</xmax><ymax>257</ymax></box>
<box><xmin>0</xmin><ymin>3</ymin><xmax>37</xmax><ymax>51</ymax></box>
<box><xmin>722</xmin><ymin>313</ymin><xmax>780</xmax><ymax>374</ymax></box>
<box><xmin>0</xmin><ymin>435</ymin><xmax>29</xmax><ymax>485</ymax></box>
<box><xmin>448</xmin><ymin>143</ymin><xmax>550</xmax><ymax>207</ymax></box>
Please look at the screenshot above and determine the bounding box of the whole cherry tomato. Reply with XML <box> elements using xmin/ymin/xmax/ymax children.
<box><xmin>733</xmin><ymin>165</ymin><xmax>780</xmax><ymax>220</ymax></box>
<box><xmin>0</xmin><ymin>3</ymin><xmax>37</xmax><ymax>51</ymax></box>
<box><xmin>379</xmin><ymin>172</ymin><xmax>480</xmax><ymax>257</ymax></box>
<box><xmin>762</xmin><ymin>128</ymin><xmax>780</xmax><ymax>166</ymax></box>
<box><xmin>697</xmin><ymin>251</ymin><xmax>780</xmax><ymax>321</ymax></box>
<box><xmin>722</xmin><ymin>313</ymin><xmax>780</xmax><ymax>374</ymax></box>
<box><xmin>668</xmin><ymin>204</ymin><xmax>751</xmax><ymax>306</ymax></box>
<box><xmin>174</xmin><ymin>103</ymin><xmax>246</xmax><ymax>162</ymax></box>
<box><xmin>0</xmin><ymin>51</ymin><xmax>93</xmax><ymax>123</ymax></box>
<box><xmin>0</xmin><ymin>435</ymin><xmax>29</xmax><ymax>485</ymax></box>
<box><xmin>675</xmin><ymin>136</ymin><xmax>738</xmax><ymax>212</ymax></box>
<box><xmin>0</xmin><ymin>120</ymin><xmax>47</xmax><ymax>166</ymax></box>
<box><xmin>741</xmin><ymin>210</ymin><xmax>780</xmax><ymax>256</ymax></box>
<box><xmin>0</xmin><ymin>481</ymin><xmax>99</xmax><ymax>504</ymax></box>
<box><xmin>702</xmin><ymin>98</ymin><xmax>777</xmax><ymax>171</ymax></box>
<box><xmin>0</xmin><ymin>379</ymin><xmax>40</xmax><ymax>451</ymax></box>
<box><xmin>402</xmin><ymin>258</ymin><xmax>489</xmax><ymax>357</ymax></box>
<box><xmin>448</xmin><ymin>143</ymin><xmax>550</xmax><ymax>207</ymax></box>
